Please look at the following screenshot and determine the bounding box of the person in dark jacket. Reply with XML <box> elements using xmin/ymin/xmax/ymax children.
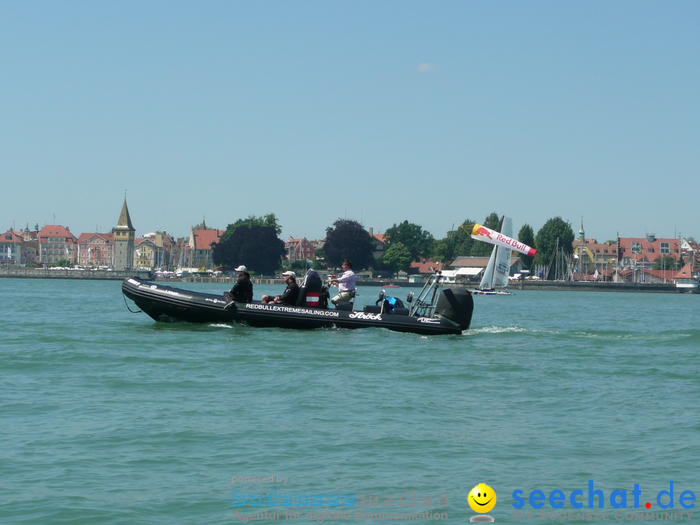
<box><xmin>229</xmin><ymin>265</ymin><xmax>253</xmax><ymax>303</ymax></box>
<box><xmin>261</xmin><ymin>271</ymin><xmax>299</xmax><ymax>305</ymax></box>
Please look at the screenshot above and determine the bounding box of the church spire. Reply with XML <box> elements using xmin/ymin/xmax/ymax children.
<box><xmin>112</xmin><ymin>198</ymin><xmax>135</xmax><ymax>271</ymax></box>
<box><xmin>116</xmin><ymin>198</ymin><xmax>135</xmax><ymax>231</ymax></box>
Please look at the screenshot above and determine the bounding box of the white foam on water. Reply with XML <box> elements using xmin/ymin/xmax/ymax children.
<box><xmin>465</xmin><ymin>325</ymin><xmax>561</xmax><ymax>336</ymax></box>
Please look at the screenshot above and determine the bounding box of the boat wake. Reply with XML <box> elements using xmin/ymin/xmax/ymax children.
<box><xmin>465</xmin><ymin>325</ymin><xmax>531</xmax><ymax>336</ymax></box>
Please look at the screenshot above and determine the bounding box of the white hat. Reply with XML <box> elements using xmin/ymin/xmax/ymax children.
<box><xmin>235</xmin><ymin>265</ymin><xmax>247</xmax><ymax>271</ymax></box>
<box><xmin>281</xmin><ymin>270</ymin><xmax>296</xmax><ymax>278</ymax></box>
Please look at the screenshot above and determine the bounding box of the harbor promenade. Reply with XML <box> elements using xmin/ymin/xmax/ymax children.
<box><xmin>0</xmin><ymin>267</ymin><xmax>686</xmax><ymax>293</ymax></box>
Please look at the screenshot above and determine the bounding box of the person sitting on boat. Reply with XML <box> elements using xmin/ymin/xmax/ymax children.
<box><xmin>228</xmin><ymin>265</ymin><xmax>253</xmax><ymax>303</ymax></box>
<box><xmin>261</xmin><ymin>271</ymin><xmax>300</xmax><ymax>305</ymax></box>
<box><xmin>376</xmin><ymin>294</ymin><xmax>404</xmax><ymax>313</ymax></box>
<box><xmin>330</xmin><ymin>259</ymin><xmax>356</xmax><ymax>306</ymax></box>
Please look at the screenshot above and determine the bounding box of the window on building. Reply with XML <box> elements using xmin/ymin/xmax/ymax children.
<box><xmin>631</xmin><ymin>242</ymin><xmax>641</xmax><ymax>254</ymax></box>
<box><xmin>660</xmin><ymin>242</ymin><xmax>670</xmax><ymax>254</ymax></box>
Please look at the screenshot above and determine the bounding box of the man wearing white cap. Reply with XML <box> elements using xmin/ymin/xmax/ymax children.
<box><xmin>261</xmin><ymin>271</ymin><xmax>299</xmax><ymax>305</ymax></box>
<box><xmin>228</xmin><ymin>265</ymin><xmax>253</xmax><ymax>303</ymax></box>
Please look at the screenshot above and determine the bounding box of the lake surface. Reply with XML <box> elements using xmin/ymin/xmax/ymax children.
<box><xmin>2</xmin><ymin>278</ymin><xmax>698</xmax><ymax>524</ymax></box>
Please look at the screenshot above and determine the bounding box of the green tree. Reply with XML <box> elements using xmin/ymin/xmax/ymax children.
<box><xmin>221</xmin><ymin>214</ymin><xmax>282</xmax><ymax>241</ymax></box>
<box><xmin>483</xmin><ymin>212</ymin><xmax>501</xmax><ymax>230</ymax></box>
<box><xmin>653</xmin><ymin>255</ymin><xmax>682</xmax><ymax>271</ymax></box>
<box><xmin>324</xmin><ymin>219</ymin><xmax>374</xmax><ymax>270</ymax></box>
<box><xmin>50</xmin><ymin>259</ymin><xmax>71</xmax><ymax>268</ymax></box>
<box><xmin>384</xmin><ymin>221</ymin><xmax>434</xmax><ymax>261</ymax></box>
<box><xmin>434</xmin><ymin>220</ymin><xmax>476</xmax><ymax>263</ymax></box>
<box><xmin>212</xmin><ymin>219</ymin><xmax>285</xmax><ymax>275</ymax></box>
<box><xmin>535</xmin><ymin>217</ymin><xmax>575</xmax><ymax>279</ymax></box>
<box><xmin>381</xmin><ymin>242</ymin><xmax>412</xmax><ymax>274</ymax></box>
<box><xmin>517</xmin><ymin>224</ymin><xmax>536</xmax><ymax>270</ymax></box>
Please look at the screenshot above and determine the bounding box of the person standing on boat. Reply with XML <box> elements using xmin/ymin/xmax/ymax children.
<box><xmin>229</xmin><ymin>265</ymin><xmax>253</xmax><ymax>303</ymax></box>
<box><xmin>261</xmin><ymin>271</ymin><xmax>299</xmax><ymax>305</ymax></box>
<box><xmin>330</xmin><ymin>259</ymin><xmax>356</xmax><ymax>306</ymax></box>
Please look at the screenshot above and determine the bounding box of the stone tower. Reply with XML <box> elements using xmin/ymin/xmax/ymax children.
<box><xmin>112</xmin><ymin>199</ymin><xmax>135</xmax><ymax>271</ymax></box>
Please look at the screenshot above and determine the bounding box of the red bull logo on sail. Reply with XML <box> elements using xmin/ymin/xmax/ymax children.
<box><xmin>495</xmin><ymin>233</ymin><xmax>537</xmax><ymax>257</ymax></box>
<box><xmin>471</xmin><ymin>224</ymin><xmax>493</xmax><ymax>239</ymax></box>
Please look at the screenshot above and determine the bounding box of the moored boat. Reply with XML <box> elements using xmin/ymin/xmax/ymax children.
<box><xmin>674</xmin><ymin>261</ymin><xmax>699</xmax><ymax>293</ymax></box>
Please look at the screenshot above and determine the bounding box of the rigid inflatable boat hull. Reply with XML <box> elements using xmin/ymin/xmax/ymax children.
<box><xmin>122</xmin><ymin>278</ymin><xmax>472</xmax><ymax>335</ymax></box>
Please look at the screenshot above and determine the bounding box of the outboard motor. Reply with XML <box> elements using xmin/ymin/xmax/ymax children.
<box><xmin>435</xmin><ymin>288</ymin><xmax>474</xmax><ymax>330</ymax></box>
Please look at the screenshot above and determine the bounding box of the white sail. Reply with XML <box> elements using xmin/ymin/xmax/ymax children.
<box><xmin>492</xmin><ymin>217</ymin><xmax>513</xmax><ymax>288</ymax></box>
<box><xmin>479</xmin><ymin>247</ymin><xmax>497</xmax><ymax>289</ymax></box>
<box><xmin>479</xmin><ymin>217</ymin><xmax>513</xmax><ymax>290</ymax></box>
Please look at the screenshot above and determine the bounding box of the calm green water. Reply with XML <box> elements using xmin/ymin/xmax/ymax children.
<box><xmin>1</xmin><ymin>278</ymin><xmax>699</xmax><ymax>524</ymax></box>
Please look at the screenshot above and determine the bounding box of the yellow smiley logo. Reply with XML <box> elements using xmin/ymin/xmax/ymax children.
<box><xmin>468</xmin><ymin>483</ymin><xmax>497</xmax><ymax>514</ymax></box>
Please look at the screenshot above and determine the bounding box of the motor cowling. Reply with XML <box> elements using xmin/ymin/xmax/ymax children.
<box><xmin>435</xmin><ymin>288</ymin><xmax>474</xmax><ymax>330</ymax></box>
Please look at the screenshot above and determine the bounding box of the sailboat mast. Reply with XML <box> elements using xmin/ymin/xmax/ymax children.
<box><xmin>491</xmin><ymin>245</ymin><xmax>497</xmax><ymax>289</ymax></box>
<box><xmin>491</xmin><ymin>215</ymin><xmax>504</xmax><ymax>289</ymax></box>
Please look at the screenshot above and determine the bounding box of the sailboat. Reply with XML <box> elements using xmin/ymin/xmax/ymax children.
<box><xmin>471</xmin><ymin>217</ymin><xmax>513</xmax><ymax>295</ymax></box>
<box><xmin>468</xmin><ymin>217</ymin><xmax>536</xmax><ymax>295</ymax></box>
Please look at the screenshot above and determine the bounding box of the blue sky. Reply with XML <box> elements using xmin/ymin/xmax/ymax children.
<box><xmin>2</xmin><ymin>1</ymin><xmax>698</xmax><ymax>242</ymax></box>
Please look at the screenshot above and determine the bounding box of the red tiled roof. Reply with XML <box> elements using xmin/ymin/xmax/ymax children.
<box><xmin>77</xmin><ymin>232</ymin><xmax>113</xmax><ymax>243</ymax></box>
<box><xmin>618</xmin><ymin>237</ymin><xmax>679</xmax><ymax>262</ymax></box>
<box><xmin>619</xmin><ymin>269</ymin><xmax>677</xmax><ymax>279</ymax></box>
<box><xmin>675</xmin><ymin>262</ymin><xmax>695</xmax><ymax>279</ymax></box>
<box><xmin>1</xmin><ymin>230</ymin><xmax>24</xmax><ymax>243</ymax></box>
<box><xmin>373</xmin><ymin>233</ymin><xmax>386</xmax><ymax>243</ymax></box>
<box><xmin>38</xmin><ymin>225</ymin><xmax>77</xmax><ymax>242</ymax></box>
<box><xmin>192</xmin><ymin>229</ymin><xmax>224</xmax><ymax>251</ymax></box>
<box><xmin>286</xmin><ymin>238</ymin><xmax>312</xmax><ymax>247</ymax></box>
<box><xmin>573</xmin><ymin>239</ymin><xmax>617</xmax><ymax>255</ymax></box>
<box><xmin>410</xmin><ymin>259</ymin><xmax>444</xmax><ymax>274</ymax></box>
<box><xmin>450</xmin><ymin>256</ymin><xmax>520</xmax><ymax>268</ymax></box>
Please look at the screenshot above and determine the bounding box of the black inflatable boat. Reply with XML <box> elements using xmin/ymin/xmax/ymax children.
<box><xmin>122</xmin><ymin>271</ymin><xmax>473</xmax><ymax>335</ymax></box>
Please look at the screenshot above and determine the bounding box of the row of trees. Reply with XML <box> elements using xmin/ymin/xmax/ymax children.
<box><xmin>212</xmin><ymin>213</ymin><xmax>579</xmax><ymax>278</ymax></box>
<box><xmin>212</xmin><ymin>215</ymin><xmax>285</xmax><ymax>275</ymax></box>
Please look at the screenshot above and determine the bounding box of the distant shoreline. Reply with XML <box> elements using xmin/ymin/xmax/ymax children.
<box><xmin>515</xmin><ymin>280</ymin><xmax>681</xmax><ymax>293</ymax></box>
<box><xmin>0</xmin><ymin>268</ymin><xmax>152</xmax><ymax>281</ymax></box>
<box><xmin>0</xmin><ymin>268</ymin><xmax>692</xmax><ymax>293</ymax></box>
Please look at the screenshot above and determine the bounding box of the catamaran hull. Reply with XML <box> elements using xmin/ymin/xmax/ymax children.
<box><xmin>122</xmin><ymin>278</ymin><xmax>473</xmax><ymax>335</ymax></box>
<box><xmin>469</xmin><ymin>289</ymin><xmax>512</xmax><ymax>296</ymax></box>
